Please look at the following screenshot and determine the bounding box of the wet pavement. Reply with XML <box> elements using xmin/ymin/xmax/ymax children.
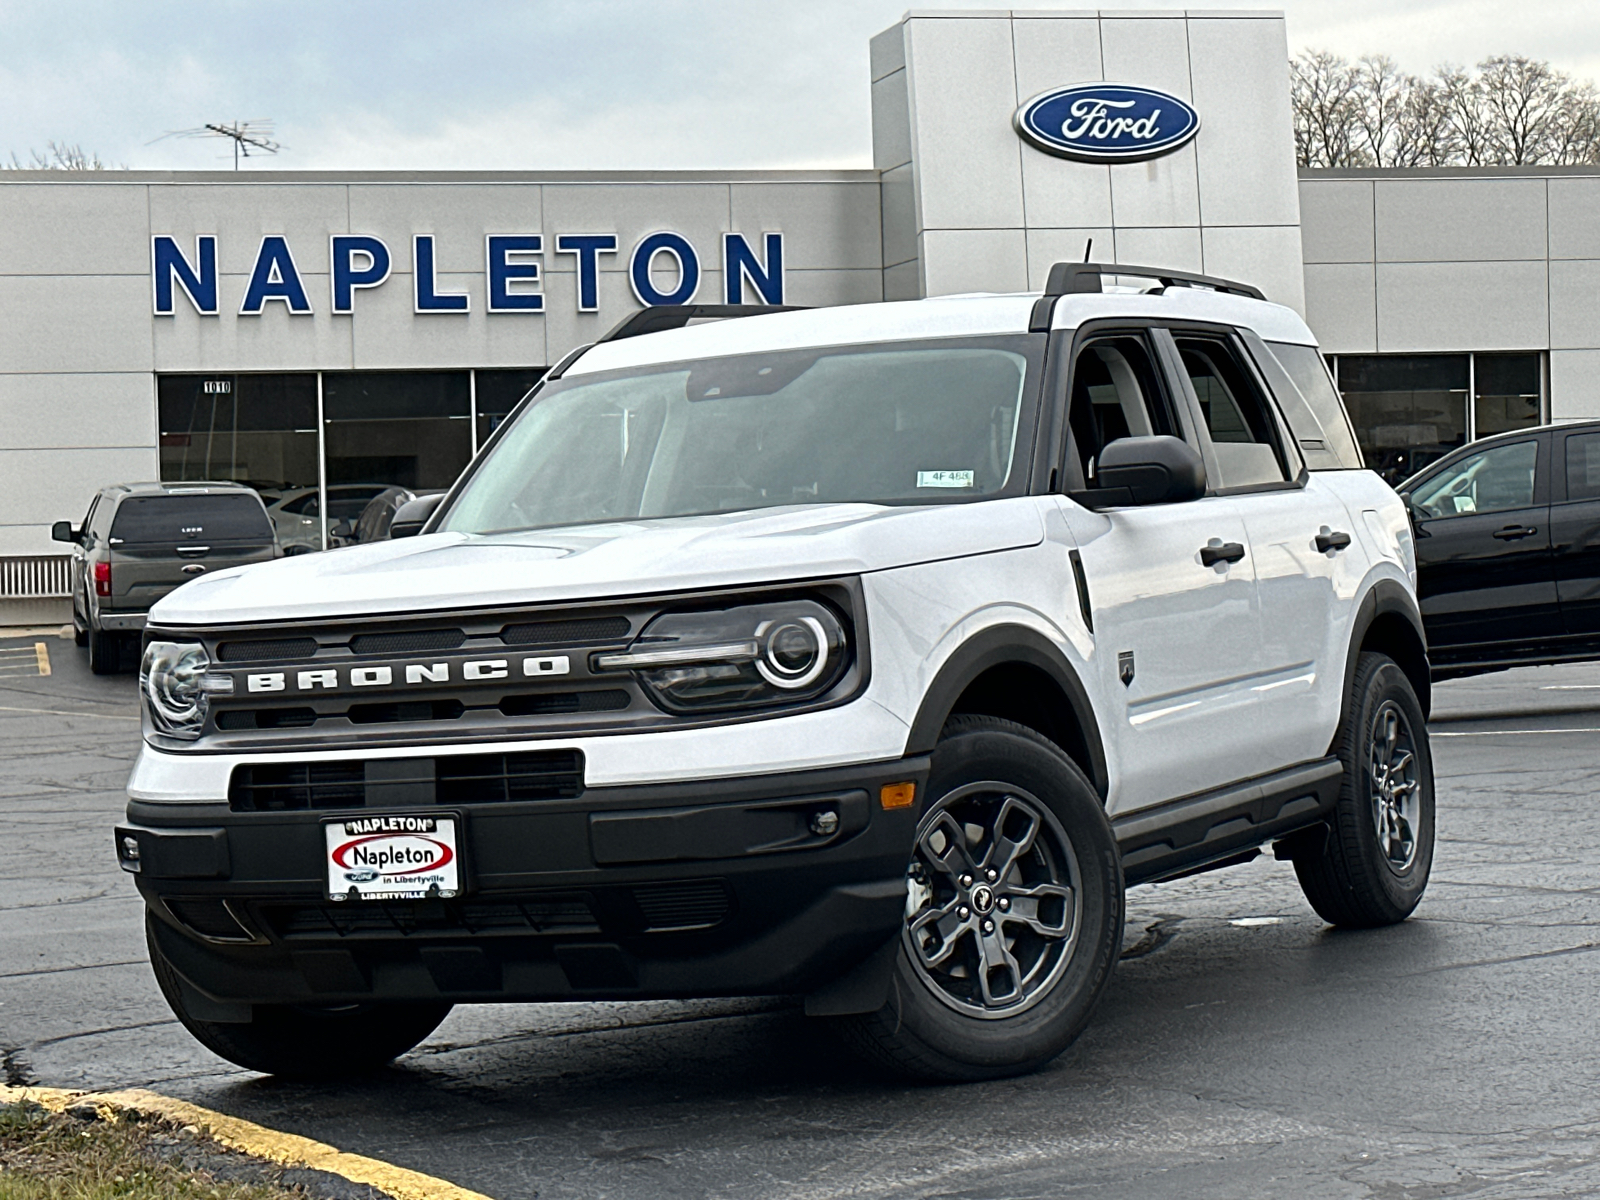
<box><xmin>6</xmin><ymin>625</ymin><xmax>1600</xmax><ymax>1198</ymax></box>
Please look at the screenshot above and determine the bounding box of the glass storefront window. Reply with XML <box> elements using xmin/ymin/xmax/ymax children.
<box><xmin>158</xmin><ymin>374</ymin><xmax>323</xmax><ymax>551</ymax></box>
<box><xmin>475</xmin><ymin>368</ymin><xmax>547</xmax><ymax>449</ymax></box>
<box><xmin>1474</xmin><ymin>353</ymin><xmax>1541</xmax><ymax>438</ymax></box>
<box><xmin>1335</xmin><ymin>354</ymin><xmax>1468</xmax><ymax>484</ymax></box>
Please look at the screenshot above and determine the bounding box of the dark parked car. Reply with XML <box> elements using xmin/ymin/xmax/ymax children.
<box><xmin>1400</xmin><ymin>420</ymin><xmax>1600</xmax><ymax>677</ymax></box>
<box><xmin>54</xmin><ymin>482</ymin><xmax>277</xmax><ymax>674</ymax></box>
<box><xmin>352</xmin><ymin>487</ymin><xmax>446</xmax><ymax>544</ymax></box>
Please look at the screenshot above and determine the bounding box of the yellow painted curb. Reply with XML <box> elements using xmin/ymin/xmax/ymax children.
<box><xmin>34</xmin><ymin>641</ymin><xmax>50</xmax><ymax>676</ymax></box>
<box><xmin>0</xmin><ymin>1084</ymin><xmax>495</xmax><ymax>1200</ymax></box>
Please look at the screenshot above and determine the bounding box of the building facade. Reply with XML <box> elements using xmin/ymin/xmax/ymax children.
<box><xmin>2</xmin><ymin>7</ymin><xmax>1597</xmax><ymax>622</ymax></box>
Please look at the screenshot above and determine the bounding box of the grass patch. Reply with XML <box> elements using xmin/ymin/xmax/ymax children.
<box><xmin>0</xmin><ymin>1100</ymin><xmax>366</xmax><ymax>1200</ymax></box>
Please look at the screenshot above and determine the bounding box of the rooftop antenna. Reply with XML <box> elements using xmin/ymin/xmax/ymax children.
<box><xmin>149</xmin><ymin>120</ymin><xmax>281</xmax><ymax>170</ymax></box>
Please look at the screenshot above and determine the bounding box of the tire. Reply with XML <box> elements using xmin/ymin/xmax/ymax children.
<box><xmin>87</xmin><ymin>623</ymin><xmax>121</xmax><ymax>675</ymax></box>
<box><xmin>72</xmin><ymin>593</ymin><xmax>88</xmax><ymax>647</ymax></box>
<box><xmin>147</xmin><ymin>916</ymin><xmax>452</xmax><ymax>1079</ymax></box>
<box><xmin>1294</xmin><ymin>651</ymin><xmax>1434</xmax><ymax>928</ymax></box>
<box><xmin>839</xmin><ymin>714</ymin><xmax>1123</xmax><ymax>1081</ymax></box>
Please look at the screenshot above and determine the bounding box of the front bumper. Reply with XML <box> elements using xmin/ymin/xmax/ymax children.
<box><xmin>123</xmin><ymin>755</ymin><xmax>928</xmax><ymax>1007</ymax></box>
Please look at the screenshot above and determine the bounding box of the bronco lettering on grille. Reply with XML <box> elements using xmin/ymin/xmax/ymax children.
<box><xmin>244</xmin><ymin>654</ymin><xmax>570</xmax><ymax>694</ymax></box>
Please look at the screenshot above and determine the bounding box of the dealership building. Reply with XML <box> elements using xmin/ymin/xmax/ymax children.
<box><xmin>3</xmin><ymin>6</ymin><xmax>1597</xmax><ymax>623</ymax></box>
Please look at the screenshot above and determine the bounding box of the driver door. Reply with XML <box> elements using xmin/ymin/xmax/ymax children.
<box><xmin>1054</xmin><ymin>328</ymin><xmax>1264</xmax><ymax>816</ymax></box>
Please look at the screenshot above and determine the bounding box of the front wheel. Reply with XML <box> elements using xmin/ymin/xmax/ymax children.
<box><xmin>148</xmin><ymin>917</ymin><xmax>452</xmax><ymax>1078</ymax></box>
<box><xmin>839</xmin><ymin>715</ymin><xmax>1123</xmax><ymax>1081</ymax></box>
<box><xmin>1294</xmin><ymin>651</ymin><xmax>1435</xmax><ymax>927</ymax></box>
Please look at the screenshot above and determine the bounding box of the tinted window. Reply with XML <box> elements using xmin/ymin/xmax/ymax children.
<box><xmin>1265</xmin><ymin>341</ymin><xmax>1363</xmax><ymax>470</ymax></box>
<box><xmin>110</xmin><ymin>494</ymin><xmax>273</xmax><ymax>546</ymax></box>
<box><xmin>1566</xmin><ymin>433</ymin><xmax>1600</xmax><ymax>502</ymax></box>
<box><xmin>1411</xmin><ymin>441</ymin><xmax>1537</xmax><ymax>519</ymax></box>
<box><xmin>1066</xmin><ymin>334</ymin><xmax>1176</xmax><ymax>487</ymax></box>
<box><xmin>1336</xmin><ymin>354</ymin><xmax>1468</xmax><ymax>484</ymax></box>
<box><xmin>1174</xmin><ymin>336</ymin><xmax>1288</xmax><ymax>489</ymax></box>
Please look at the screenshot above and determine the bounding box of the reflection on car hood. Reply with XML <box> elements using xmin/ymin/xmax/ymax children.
<box><xmin>149</xmin><ymin>499</ymin><xmax>1047</xmax><ymax>625</ymax></box>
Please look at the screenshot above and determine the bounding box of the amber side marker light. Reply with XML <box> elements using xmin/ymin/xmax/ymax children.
<box><xmin>880</xmin><ymin>782</ymin><xmax>916</xmax><ymax>810</ymax></box>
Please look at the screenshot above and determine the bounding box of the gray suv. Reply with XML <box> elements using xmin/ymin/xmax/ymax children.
<box><xmin>54</xmin><ymin>482</ymin><xmax>278</xmax><ymax>674</ymax></box>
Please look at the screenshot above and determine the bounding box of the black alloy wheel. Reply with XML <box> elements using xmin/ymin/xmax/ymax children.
<box><xmin>1294</xmin><ymin>651</ymin><xmax>1435</xmax><ymax>927</ymax></box>
<box><xmin>840</xmin><ymin>714</ymin><xmax>1122</xmax><ymax>1081</ymax></box>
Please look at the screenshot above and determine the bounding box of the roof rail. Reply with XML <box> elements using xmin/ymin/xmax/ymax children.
<box><xmin>1043</xmin><ymin>261</ymin><xmax>1265</xmax><ymax>301</ymax></box>
<box><xmin>596</xmin><ymin>303</ymin><xmax>809</xmax><ymax>344</ymax></box>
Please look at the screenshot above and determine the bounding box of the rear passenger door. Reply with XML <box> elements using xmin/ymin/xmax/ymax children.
<box><xmin>1406</xmin><ymin>434</ymin><xmax>1556</xmax><ymax>655</ymax></box>
<box><xmin>1055</xmin><ymin>326</ymin><xmax>1264</xmax><ymax>814</ymax></box>
<box><xmin>1551</xmin><ymin>428</ymin><xmax>1600</xmax><ymax>639</ymax></box>
<box><xmin>1159</xmin><ymin>327</ymin><xmax>1356</xmax><ymax>778</ymax></box>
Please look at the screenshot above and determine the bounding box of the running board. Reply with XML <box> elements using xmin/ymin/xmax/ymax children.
<box><xmin>1113</xmin><ymin>757</ymin><xmax>1343</xmax><ymax>886</ymax></box>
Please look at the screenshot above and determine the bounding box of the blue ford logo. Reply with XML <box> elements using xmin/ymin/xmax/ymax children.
<box><xmin>1014</xmin><ymin>84</ymin><xmax>1200</xmax><ymax>162</ymax></box>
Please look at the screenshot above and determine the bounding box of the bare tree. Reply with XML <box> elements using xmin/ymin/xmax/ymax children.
<box><xmin>1290</xmin><ymin>50</ymin><xmax>1600</xmax><ymax>167</ymax></box>
<box><xmin>2</xmin><ymin>141</ymin><xmax>116</xmax><ymax>170</ymax></box>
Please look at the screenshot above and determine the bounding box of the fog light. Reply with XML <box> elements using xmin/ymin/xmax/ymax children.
<box><xmin>879</xmin><ymin>782</ymin><xmax>917</xmax><ymax>810</ymax></box>
<box><xmin>121</xmin><ymin>835</ymin><xmax>140</xmax><ymax>860</ymax></box>
<box><xmin>810</xmin><ymin>810</ymin><xmax>840</xmax><ymax>837</ymax></box>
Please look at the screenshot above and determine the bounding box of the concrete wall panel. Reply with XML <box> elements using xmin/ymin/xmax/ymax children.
<box><xmin>1302</xmin><ymin>262</ymin><xmax>1377</xmax><ymax>353</ymax></box>
<box><xmin>1548</xmin><ymin>177</ymin><xmax>1600</xmax><ymax>260</ymax></box>
<box><xmin>1114</xmin><ymin>226</ymin><xmax>1203</xmax><ymax>274</ymax></box>
<box><xmin>1299</xmin><ymin>179</ymin><xmax>1375</xmax><ymax>264</ymax></box>
<box><xmin>347</xmin><ymin>185</ymin><xmax>543</xmax><ymax>275</ymax></box>
<box><xmin>880</xmin><ymin>164</ymin><xmax>918</xmax><ymax>270</ymax></box>
<box><xmin>1374</xmin><ymin>179</ymin><xmax>1547</xmax><ymax>263</ymax></box>
<box><xmin>1025</xmin><ymin>227</ymin><xmax>1118</xmax><ymax>290</ymax></box>
<box><xmin>0</xmin><ymin>276</ymin><xmax>154</xmax><ymax>374</ymax></box>
<box><xmin>919</xmin><ymin>228</ymin><xmax>1028</xmax><ymax>297</ymax></box>
<box><xmin>871</xmin><ymin>71</ymin><xmax>912</xmax><ymax>171</ymax></box>
<box><xmin>0</xmin><ymin>446</ymin><xmax>159</xmax><ymax>555</ymax></box>
<box><xmin>1549</xmin><ymin>259</ymin><xmax>1600</xmax><ymax>351</ymax></box>
<box><xmin>1376</xmin><ymin>260</ymin><xmax>1547</xmax><ymax>351</ymax></box>
<box><xmin>153</xmin><ymin>276</ymin><xmax>353</xmax><ymax>372</ymax></box>
<box><xmin>540</xmin><ymin>184</ymin><xmax>731</xmax><ymax>269</ymax></box>
<box><xmin>1551</xmin><ymin>349</ymin><xmax>1600</xmax><ymax>420</ymax></box>
<box><xmin>147</xmin><ymin>184</ymin><xmax>350</xmax><ymax>275</ymax></box>
<box><xmin>0</xmin><ymin>184</ymin><xmax>150</xmax><ymax>276</ymax></box>
<box><xmin>0</xmin><ymin>373</ymin><xmax>156</xmax><ymax>450</ymax></box>
<box><xmin>1011</xmin><ymin>17</ymin><xmax>1111</xmax><ymax>231</ymax></box>
<box><xmin>1201</xmin><ymin>224</ymin><xmax>1306</xmax><ymax>314</ymax></box>
<box><xmin>729</xmin><ymin>183</ymin><xmax>881</xmax><ymax>272</ymax></box>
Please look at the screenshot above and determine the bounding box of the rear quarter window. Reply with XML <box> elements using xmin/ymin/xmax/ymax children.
<box><xmin>110</xmin><ymin>494</ymin><xmax>274</xmax><ymax>545</ymax></box>
<box><xmin>1264</xmin><ymin>341</ymin><xmax>1365</xmax><ymax>470</ymax></box>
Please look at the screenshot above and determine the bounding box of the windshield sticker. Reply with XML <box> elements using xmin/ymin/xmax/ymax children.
<box><xmin>917</xmin><ymin>470</ymin><xmax>975</xmax><ymax>489</ymax></box>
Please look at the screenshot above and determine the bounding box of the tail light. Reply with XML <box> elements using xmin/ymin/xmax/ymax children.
<box><xmin>93</xmin><ymin>560</ymin><xmax>112</xmax><ymax>597</ymax></box>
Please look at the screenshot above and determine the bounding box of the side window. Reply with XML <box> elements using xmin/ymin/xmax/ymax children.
<box><xmin>1066</xmin><ymin>334</ymin><xmax>1177</xmax><ymax>486</ymax></box>
<box><xmin>1411</xmin><ymin>440</ymin><xmax>1537</xmax><ymax>519</ymax></box>
<box><xmin>79</xmin><ymin>497</ymin><xmax>99</xmax><ymax>540</ymax></box>
<box><xmin>1173</xmin><ymin>335</ymin><xmax>1289</xmax><ymax>490</ymax></box>
<box><xmin>88</xmin><ymin>496</ymin><xmax>114</xmax><ymax>541</ymax></box>
<box><xmin>1565</xmin><ymin>433</ymin><xmax>1600</xmax><ymax>502</ymax></box>
<box><xmin>1264</xmin><ymin>340</ymin><xmax>1364</xmax><ymax>470</ymax></box>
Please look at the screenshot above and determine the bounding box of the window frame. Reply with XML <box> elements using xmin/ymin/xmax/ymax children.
<box><xmin>1154</xmin><ymin>323</ymin><xmax>1307</xmax><ymax>497</ymax></box>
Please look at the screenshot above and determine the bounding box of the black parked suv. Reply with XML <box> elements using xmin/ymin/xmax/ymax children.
<box><xmin>54</xmin><ymin>483</ymin><xmax>278</xmax><ymax>674</ymax></box>
<box><xmin>1401</xmin><ymin>419</ymin><xmax>1600</xmax><ymax>677</ymax></box>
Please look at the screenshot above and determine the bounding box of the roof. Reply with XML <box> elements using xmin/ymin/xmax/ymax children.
<box><xmin>106</xmin><ymin>481</ymin><xmax>258</xmax><ymax>497</ymax></box>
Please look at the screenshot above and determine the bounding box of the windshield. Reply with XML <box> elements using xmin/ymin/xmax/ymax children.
<box><xmin>439</xmin><ymin>336</ymin><xmax>1041</xmax><ymax>535</ymax></box>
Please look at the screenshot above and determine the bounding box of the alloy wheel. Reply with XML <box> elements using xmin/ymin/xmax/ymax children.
<box><xmin>903</xmin><ymin>782</ymin><xmax>1082</xmax><ymax>1019</ymax></box>
<box><xmin>1369</xmin><ymin>699</ymin><xmax>1420</xmax><ymax>872</ymax></box>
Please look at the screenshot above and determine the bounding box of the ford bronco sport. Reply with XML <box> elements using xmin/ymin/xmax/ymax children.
<box><xmin>117</xmin><ymin>263</ymin><xmax>1434</xmax><ymax>1081</ymax></box>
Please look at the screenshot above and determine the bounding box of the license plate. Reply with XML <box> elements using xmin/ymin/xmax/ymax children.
<box><xmin>323</xmin><ymin>813</ymin><xmax>461</xmax><ymax>902</ymax></box>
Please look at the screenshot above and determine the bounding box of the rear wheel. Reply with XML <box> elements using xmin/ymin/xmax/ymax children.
<box><xmin>839</xmin><ymin>715</ymin><xmax>1122</xmax><ymax>1081</ymax></box>
<box><xmin>1294</xmin><ymin>652</ymin><xmax>1434</xmax><ymax>927</ymax></box>
<box><xmin>87</xmin><ymin>624</ymin><xmax>121</xmax><ymax>675</ymax></box>
<box><xmin>148</xmin><ymin>917</ymin><xmax>451</xmax><ymax>1079</ymax></box>
<box><xmin>72</xmin><ymin>588</ymin><xmax>88</xmax><ymax>647</ymax></box>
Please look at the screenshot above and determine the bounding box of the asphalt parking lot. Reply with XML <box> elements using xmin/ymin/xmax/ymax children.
<box><xmin>6</xmin><ymin>627</ymin><xmax>1600</xmax><ymax>1199</ymax></box>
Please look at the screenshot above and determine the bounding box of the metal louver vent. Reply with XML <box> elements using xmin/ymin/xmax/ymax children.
<box><xmin>631</xmin><ymin>880</ymin><xmax>731</xmax><ymax>931</ymax></box>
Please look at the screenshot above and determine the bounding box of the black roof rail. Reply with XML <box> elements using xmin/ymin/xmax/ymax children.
<box><xmin>1042</xmin><ymin>261</ymin><xmax>1265</xmax><ymax>301</ymax></box>
<box><xmin>596</xmin><ymin>303</ymin><xmax>809</xmax><ymax>344</ymax></box>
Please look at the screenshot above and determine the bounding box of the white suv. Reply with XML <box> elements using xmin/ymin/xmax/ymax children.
<box><xmin>118</xmin><ymin>263</ymin><xmax>1433</xmax><ymax>1082</ymax></box>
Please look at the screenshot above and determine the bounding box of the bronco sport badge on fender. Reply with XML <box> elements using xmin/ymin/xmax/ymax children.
<box><xmin>1014</xmin><ymin>83</ymin><xmax>1200</xmax><ymax>162</ymax></box>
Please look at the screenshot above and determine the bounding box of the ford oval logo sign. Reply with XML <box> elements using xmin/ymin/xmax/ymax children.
<box><xmin>1014</xmin><ymin>84</ymin><xmax>1200</xmax><ymax>163</ymax></box>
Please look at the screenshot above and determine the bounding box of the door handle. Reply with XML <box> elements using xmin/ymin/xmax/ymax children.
<box><xmin>1200</xmin><ymin>540</ymin><xmax>1246</xmax><ymax>567</ymax></box>
<box><xmin>1491</xmin><ymin>525</ymin><xmax>1537</xmax><ymax>540</ymax></box>
<box><xmin>1315</xmin><ymin>528</ymin><xmax>1352</xmax><ymax>553</ymax></box>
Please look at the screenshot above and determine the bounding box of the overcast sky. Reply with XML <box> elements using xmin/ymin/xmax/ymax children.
<box><xmin>5</xmin><ymin>0</ymin><xmax>1600</xmax><ymax>172</ymax></box>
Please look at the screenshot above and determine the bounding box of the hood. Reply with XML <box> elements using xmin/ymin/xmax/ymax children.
<box><xmin>150</xmin><ymin>498</ymin><xmax>1046</xmax><ymax>626</ymax></box>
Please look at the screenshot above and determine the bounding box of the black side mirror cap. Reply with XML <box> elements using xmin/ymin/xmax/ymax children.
<box><xmin>389</xmin><ymin>492</ymin><xmax>446</xmax><ymax>539</ymax></box>
<box><xmin>51</xmin><ymin>521</ymin><xmax>78</xmax><ymax>544</ymax></box>
<box><xmin>1084</xmin><ymin>436</ymin><xmax>1207</xmax><ymax>506</ymax></box>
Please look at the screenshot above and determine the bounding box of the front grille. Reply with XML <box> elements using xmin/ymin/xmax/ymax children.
<box><xmin>264</xmin><ymin>894</ymin><xmax>600</xmax><ymax>939</ymax></box>
<box><xmin>631</xmin><ymin>880</ymin><xmax>731</xmax><ymax>931</ymax></box>
<box><xmin>229</xmin><ymin>749</ymin><xmax>585</xmax><ymax>811</ymax></box>
<box><xmin>498</xmin><ymin>690</ymin><xmax>630</xmax><ymax>717</ymax></box>
<box><xmin>165</xmin><ymin>897</ymin><xmax>255</xmax><ymax>941</ymax></box>
<box><xmin>217</xmin><ymin>637</ymin><xmax>319</xmax><ymax>663</ymax></box>
<box><xmin>350</xmin><ymin>629</ymin><xmax>465</xmax><ymax>655</ymax></box>
<box><xmin>231</xmin><ymin>762</ymin><xmax>365</xmax><ymax>811</ymax></box>
<box><xmin>216</xmin><ymin>706</ymin><xmax>318</xmax><ymax>731</ymax></box>
<box><xmin>437</xmin><ymin>750</ymin><xmax>585</xmax><ymax>804</ymax></box>
<box><xmin>502</xmin><ymin>616</ymin><xmax>631</xmax><ymax>645</ymax></box>
<box><xmin>347</xmin><ymin>699</ymin><xmax>466</xmax><ymax>725</ymax></box>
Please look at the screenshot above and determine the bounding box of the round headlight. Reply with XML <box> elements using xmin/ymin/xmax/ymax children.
<box><xmin>756</xmin><ymin>617</ymin><xmax>829</xmax><ymax>689</ymax></box>
<box><xmin>141</xmin><ymin>641</ymin><xmax>211</xmax><ymax>739</ymax></box>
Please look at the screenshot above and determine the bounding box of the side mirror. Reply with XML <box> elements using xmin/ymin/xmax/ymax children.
<box><xmin>1091</xmin><ymin>436</ymin><xmax>1207</xmax><ymax>506</ymax></box>
<box><xmin>389</xmin><ymin>493</ymin><xmax>446</xmax><ymax>539</ymax></box>
<box><xmin>51</xmin><ymin>521</ymin><xmax>78</xmax><ymax>544</ymax></box>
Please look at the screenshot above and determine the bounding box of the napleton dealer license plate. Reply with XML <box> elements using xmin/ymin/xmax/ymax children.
<box><xmin>323</xmin><ymin>814</ymin><xmax>461</xmax><ymax>901</ymax></box>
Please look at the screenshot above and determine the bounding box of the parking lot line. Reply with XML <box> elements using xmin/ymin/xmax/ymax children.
<box><xmin>0</xmin><ymin>1084</ymin><xmax>497</xmax><ymax>1200</ymax></box>
<box><xmin>0</xmin><ymin>704</ymin><xmax>139</xmax><ymax>721</ymax></box>
<box><xmin>1432</xmin><ymin>727</ymin><xmax>1600</xmax><ymax>737</ymax></box>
